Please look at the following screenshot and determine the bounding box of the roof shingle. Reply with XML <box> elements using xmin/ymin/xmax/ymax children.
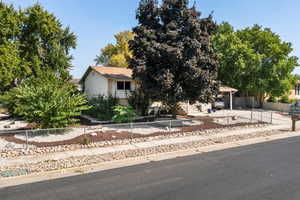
<box><xmin>91</xmin><ymin>66</ymin><xmax>133</xmax><ymax>80</ymax></box>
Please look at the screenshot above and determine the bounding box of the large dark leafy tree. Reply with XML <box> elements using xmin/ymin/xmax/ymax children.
<box><xmin>0</xmin><ymin>3</ymin><xmax>76</xmax><ymax>94</ymax></box>
<box><xmin>130</xmin><ymin>0</ymin><xmax>219</xmax><ymax>112</ymax></box>
<box><xmin>213</xmin><ymin>22</ymin><xmax>299</xmax><ymax>105</ymax></box>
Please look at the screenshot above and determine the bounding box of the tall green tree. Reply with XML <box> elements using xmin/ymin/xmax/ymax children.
<box><xmin>0</xmin><ymin>3</ymin><xmax>76</xmax><ymax>94</ymax></box>
<box><xmin>0</xmin><ymin>3</ymin><xmax>30</xmax><ymax>93</ymax></box>
<box><xmin>213</xmin><ymin>23</ymin><xmax>298</xmax><ymax>104</ymax></box>
<box><xmin>20</xmin><ymin>4</ymin><xmax>76</xmax><ymax>80</ymax></box>
<box><xmin>95</xmin><ymin>31</ymin><xmax>134</xmax><ymax>68</ymax></box>
<box><xmin>130</xmin><ymin>0</ymin><xmax>219</xmax><ymax>111</ymax></box>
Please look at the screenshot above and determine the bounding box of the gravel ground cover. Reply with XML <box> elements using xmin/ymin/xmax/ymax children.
<box><xmin>0</xmin><ymin>128</ymin><xmax>282</xmax><ymax>177</ymax></box>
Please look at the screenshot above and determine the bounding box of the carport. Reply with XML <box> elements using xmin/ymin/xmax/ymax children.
<box><xmin>219</xmin><ymin>85</ymin><xmax>238</xmax><ymax>110</ymax></box>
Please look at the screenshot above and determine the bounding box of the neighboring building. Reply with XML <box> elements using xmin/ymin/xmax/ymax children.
<box><xmin>80</xmin><ymin>66</ymin><xmax>137</xmax><ymax>105</ymax></box>
<box><xmin>70</xmin><ymin>78</ymin><xmax>82</xmax><ymax>91</ymax></box>
<box><xmin>290</xmin><ymin>80</ymin><xmax>300</xmax><ymax>100</ymax></box>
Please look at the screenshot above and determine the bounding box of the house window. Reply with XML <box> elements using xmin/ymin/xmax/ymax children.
<box><xmin>125</xmin><ymin>81</ymin><xmax>131</xmax><ymax>90</ymax></box>
<box><xmin>117</xmin><ymin>81</ymin><xmax>131</xmax><ymax>91</ymax></box>
<box><xmin>117</xmin><ymin>81</ymin><xmax>124</xmax><ymax>90</ymax></box>
<box><xmin>296</xmin><ymin>84</ymin><xmax>300</xmax><ymax>95</ymax></box>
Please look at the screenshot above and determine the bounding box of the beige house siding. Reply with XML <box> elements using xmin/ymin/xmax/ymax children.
<box><xmin>107</xmin><ymin>79</ymin><xmax>113</xmax><ymax>96</ymax></box>
<box><xmin>118</xmin><ymin>98</ymin><xmax>130</xmax><ymax>106</ymax></box>
<box><xmin>83</xmin><ymin>72</ymin><xmax>137</xmax><ymax>100</ymax></box>
<box><xmin>84</xmin><ymin>71</ymin><xmax>108</xmax><ymax>99</ymax></box>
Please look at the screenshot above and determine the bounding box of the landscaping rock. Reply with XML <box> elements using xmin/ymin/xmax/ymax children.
<box><xmin>0</xmin><ymin>128</ymin><xmax>284</xmax><ymax>178</ymax></box>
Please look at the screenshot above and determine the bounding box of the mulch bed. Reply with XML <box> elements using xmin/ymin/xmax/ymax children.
<box><xmin>0</xmin><ymin>117</ymin><xmax>266</xmax><ymax>148</ymax></box>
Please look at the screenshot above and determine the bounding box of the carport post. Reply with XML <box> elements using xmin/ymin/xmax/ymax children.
<box><xmin>229</xmin><ymin>91</ymin><xmax>233</xmax><ymax>110</ymax></box>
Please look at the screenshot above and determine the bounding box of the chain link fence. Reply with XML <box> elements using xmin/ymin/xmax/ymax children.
<box><xmin>0</xmin><ymin>112</ymin><xmax>273</xmax><ymax>151</ymax></box>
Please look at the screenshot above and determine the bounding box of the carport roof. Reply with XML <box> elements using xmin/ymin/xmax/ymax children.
<box><xmin>220</xmin><ymin>85</ymin><xmax>238</xmax><ymax>93</ymax></box>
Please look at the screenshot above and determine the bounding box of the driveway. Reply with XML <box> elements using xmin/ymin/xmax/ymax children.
<box><xmin>198</xmin><ymin>109</ymin><xmax>291</xmax><ymax>126</ymax></box>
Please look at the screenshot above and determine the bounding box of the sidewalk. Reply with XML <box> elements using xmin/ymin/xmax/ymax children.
<box><xmin>0</xmin><ymin>124</ymin><xmax>290</xmax><ymax>168</ymax></box>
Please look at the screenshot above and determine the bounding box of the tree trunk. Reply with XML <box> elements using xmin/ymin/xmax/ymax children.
<box><xmin>257</xmin><ymin>92</ymin><xmax>265</xmax><ymax>108</ymax></box>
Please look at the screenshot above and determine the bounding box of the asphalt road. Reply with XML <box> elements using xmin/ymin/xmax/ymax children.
<box><xmin>2</xmin><ymin>136</ymin><xmax>300</xmax><ymax>200</ymax></box>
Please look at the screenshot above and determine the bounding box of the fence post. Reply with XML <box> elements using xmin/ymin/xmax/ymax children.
<box><xmin>270</xmin><ymin>112</ymin><xmax>273</xmax><ymax>124</ymax></box>
<box><xmin>261</xmin><ymin>112</ymin><xmax>263</xmax><ymax>122</ymax></box>
<box><xmin>25</xmin><ymin>130</ymin><xmax>29</xmax><ymax>150</ymax></box>
<box><xmin>227</xmin><ymin>116</ymin><xmax>229</xmax><ymax>125</ymax></box>
<box><xmin>130</xmin><ymin>123</ymin><xmax>133</xmax><ymax>139</ymax></box>
<box><xmin>251</xmin><ymin>110</ymin><xmax>253</xmax><ymax>123</ymax></box>
<box><xmin>169</xmin><ymin>120</ymin><xmax>172</xmax><ymax>132</ymax></box>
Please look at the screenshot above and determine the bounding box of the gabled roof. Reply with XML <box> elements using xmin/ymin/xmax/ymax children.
<box><xmin>70</xmin><ymin>78</ymin><xmax>80</xmax><ymax>84</ymax></box>
<box><xmin>80</xmin><ymin>66</ymin><xmax>133</xmax><ymax>83</ymax></box>
<box><xmin>91</xmin><ymin>66</ymin><xmax>132</xmax><ymax>80</ymax></box>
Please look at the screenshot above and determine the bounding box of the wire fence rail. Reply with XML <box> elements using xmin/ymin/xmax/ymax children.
<box><xmin>0</xmin><ymin>119</ymin><xmax>193</xmax><ymax>150</ymax></box>
<box><xmin>0</xmin><ymin>111</ymin><xmax>274</xmax><ymax>151</ymax></box>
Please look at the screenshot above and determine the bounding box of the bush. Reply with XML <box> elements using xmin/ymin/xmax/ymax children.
<box><xmin>279</xmin><ymin>95</ymin><xmax>290</xmax><ymax>104</ymax></box>
<box><xmin>81</xmin><ymin>136</ymin><xmax>92</xmax><ymax>145</ymax></box>
<box><xmin>289</xmin><ymin>98</ymin><xmax>297</xmax><ymax>104</ymax></box>
<box><xmin>112</xmin><ymin>105</ymin><xmax>137</xmax><ymax>123</ymax></box>
<box><xmin>267</xmin><ymin>96</ymin><xmax>278</xmax><ymax>103</ymax></box>
<box><xmin>128</xmin><ymin>90</ymin><xmax>150</xmax><ymax>116</ymax></box>
<box><xmin>84</xmin><ymin>95</ymin><xmax>118</xmax><ymax>121</ymax></box>
<box><xmin>1</xmin><ymin>72</ymin><xmax>90</xmax><ymax>128</ymax></box>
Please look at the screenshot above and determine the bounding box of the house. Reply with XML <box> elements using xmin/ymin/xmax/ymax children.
<box><xmin>81</xmin><ymin>66</ymin><xmax>238</xmax><ymax>111</ymax></box>
<box><xmin>80</xmin><ymin>66</ymin><xmax>137</xmax><ymax>105</ymax></box>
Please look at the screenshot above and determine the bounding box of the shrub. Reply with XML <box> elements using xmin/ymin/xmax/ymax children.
<box><xmin>81</xmin><ymin>136</ymin><xmax>92</xmax><ymax>145</ymax></box>
<box><xmin>112</xmin><ymin>105</ymin><xmax>137</xmax><ymax>123</ymax></box>
<box><xmin>0</xmin><ymin>105</ymin><xmax>8</xmax><ymax>114</ymax></box>
<box><xmin>84</xmin><ymin>95</ymin><xmax>118</xmax><ymax>121</ymax></box>
<box><xmin>267</xmin><ymin>96</ymin><xmax>277</xmax><ymax>103</ymax></box>
<box><xmin>279</xmin><ymin>95</ymin><xmax>290</xmax><ymax>104</ymax></box>
<box><xmin>289</xmin><ymin>98</ymin><xmax>297</xmax><ymax>104</ymax></box>
<box><xmin>1</xmin><ymin>72</ymin><xmax>90</xmax><ymax>128</ymax></box>
<box><xmin>128</xmin><ymin>90</ymin><xmax>150</xmax><ymax>116</ymax></box>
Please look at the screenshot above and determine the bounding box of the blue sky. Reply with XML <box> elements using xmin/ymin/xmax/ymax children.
<box><xmin>3</xmin><ymin>0</ymin><xmax>300</xmax><ymax>78</ymax></box>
